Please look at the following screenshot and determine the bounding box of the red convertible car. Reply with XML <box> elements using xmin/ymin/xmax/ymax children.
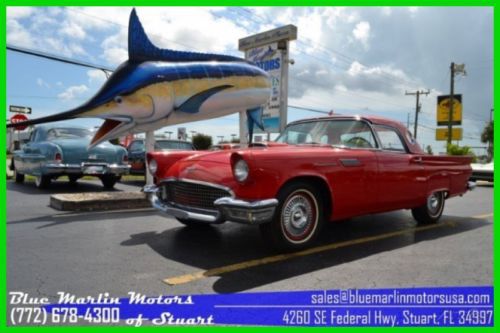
<box><xmin>144</xmin><ymin>115</ymin><xmax>474</xmax><ymax>250</ymax></box>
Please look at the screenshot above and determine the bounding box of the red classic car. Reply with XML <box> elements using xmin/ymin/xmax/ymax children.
<box><xmin>144</xmin><ymin>115</ymin><xmax>474</xmax><ymax>250</ymax></box>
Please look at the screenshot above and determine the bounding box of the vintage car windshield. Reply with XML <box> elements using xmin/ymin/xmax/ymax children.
<box><xmin>154</xmin><ymin>141</ymin><xmax>193</xmax><ymax>150</ymax></box>
<box><xmin>276</xmin><ymin>119</ymin><xmax>378</xmax><ymax>149</ymax></box>
<box><xmin>46</xmin><ymin>128</ymin><xmax>93</xmax><ymax>140</ymax></box>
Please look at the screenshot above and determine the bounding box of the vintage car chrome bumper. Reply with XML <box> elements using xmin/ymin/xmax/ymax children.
<box><xmin>143</xmin><ymin>185</ymin><xmax>278</xmax><ymax>225</ymax></box>
<box><xmin>467</xmin><ymin>181</ymin><xmax>477</xmax><ymax>191</ymax></box>
<box><xmin>43</xmin><ymin>162</ymin><xmax>130</xmax><ymax>175</ymax></box>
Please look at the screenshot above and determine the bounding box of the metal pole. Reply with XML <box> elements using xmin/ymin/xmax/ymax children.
<box><xmin>414</xmin><ymin>91</ymin><xmax>420</xmax><ymax>139</ymax></box>
<box><xmin>448</xmin><ymin>62</ymin><xmax>455</xmax><ymax>145</ymax></box>
<box><xmin>145</xmin><ymin>131</ymin><xmax>155</xmax><ymax>185</ymax></box>
<box><xmin>279</xmin><ymin>43</ymin><xmax>289</xmax><ymax>134</ymax></box>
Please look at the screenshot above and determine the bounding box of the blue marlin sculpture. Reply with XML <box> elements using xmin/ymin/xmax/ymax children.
<box><xmin>7</xmin><ymin>9</ymin><xmax>271</xmax><ymax>147</ymax></box>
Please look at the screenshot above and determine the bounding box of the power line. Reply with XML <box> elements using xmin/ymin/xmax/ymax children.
<box><xmin>7</xmin><ymin>44</ymin><xmax>114</xmax><ymax>73</ymax></box>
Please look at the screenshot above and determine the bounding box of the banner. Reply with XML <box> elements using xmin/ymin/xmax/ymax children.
<box><xmin>246</xmin><ymin>43</ymin><xmax>282</xmax><ymax>132</ymax></box>
<box><xmin>8</xmin><ymin>287</ymin><xmax>493</xmax><ymax>326</ymax></box>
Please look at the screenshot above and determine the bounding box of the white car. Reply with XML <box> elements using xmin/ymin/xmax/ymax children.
<box><xmin>470</xmin><ymin>162</ymin><xmax>494</xmax><ymax>183</ymax></box>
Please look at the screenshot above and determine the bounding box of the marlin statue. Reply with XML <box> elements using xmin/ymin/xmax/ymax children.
<box><xmin>7</xmin><ymin>9</ymin><xmax>271</xmax><ymax>147</ymax></box>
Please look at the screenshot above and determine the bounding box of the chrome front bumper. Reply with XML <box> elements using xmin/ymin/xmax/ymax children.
<box><xmin>144</xmin><ymin>185</ymin><xmax>278</xmax><ymax>225</ymax></box>
<box><xmin>43</xmin><ymin>163</ymin><xmax>130</xmax><ymax>175</ymax></box>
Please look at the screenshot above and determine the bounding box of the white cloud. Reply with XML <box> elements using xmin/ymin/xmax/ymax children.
<box><xmin>58</xmin><ymin>84</ymin><xmax>88</xmax><ymax>101</ymax></box>
<box><xmin>7</xmin><ymin>7</ymin><xmax>35</xmax><ymax>19</ymax></box>
<box><xmin>352</xmin><ymin>21</ymin><xmax>371</xmax><ymax>47</ymax></box>
<box><xmin>59</xmin><ymin>21</ymin><xmax>87</xmax><ymax>40</ymax></box>
<box><xmin>87</xmin><ymin>69</ymin><xmax>107</xmax><ymax>86</ymax></box>
<box><xmin>36</xmin><ymin>78</ymin><xmax>50</xmax><ymax>88</ymax></box>
<box><xmin>7</xmin><ymin>18</ymin><xmax>35</xmax><ymax>47</ymax></box>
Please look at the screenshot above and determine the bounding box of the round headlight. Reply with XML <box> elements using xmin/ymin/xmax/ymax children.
<box><xmin>233</xmin><ymin>159</ymin><xmax>249</xmax><ymax>182</ymax></box>
<box><xmin>148</xmin><ymin>159</ymin><xmax>158</xmax><ymax>175</ymax></box>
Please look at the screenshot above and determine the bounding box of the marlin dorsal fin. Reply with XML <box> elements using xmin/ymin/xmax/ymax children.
<box><xmin>128</xmin><ymin>8</ymin><xmax>245</xmax><ymax>63</ymax></box>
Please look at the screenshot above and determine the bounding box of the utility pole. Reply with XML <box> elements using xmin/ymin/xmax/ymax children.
<box><xmin>448</xmin><ymin>62</ymin><xmax>466</xmax><ymax>144</ymax></box>
<box><xmin>405</xmin><ymin>89</ymin><xmax>430</xmax><ymax>138</ymax></box>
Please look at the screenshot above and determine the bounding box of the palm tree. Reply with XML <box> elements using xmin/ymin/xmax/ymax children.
<box><xmin>481</xmin><ymin>121</ymin><xmax>493</xmax><ymax>161</ymax></box>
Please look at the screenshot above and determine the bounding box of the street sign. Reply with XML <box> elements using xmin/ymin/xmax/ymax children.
<box><xmin>436</xmin><ymin>128</ymin><xmax>463</xmax><ymax>141</ymax></box>
<box><xmin>10</xmin><ymin>114</ymin><xmax>29</xmax><ymax>131</ymax></box>
<box><xmin>9</xmin><ymin>105</ymin><xmax>32</xmax><ymax>114</ymax></box>
<box><xmin>436</xmin><ymin>95</ymin><xmax>462</xmax><ymax>126</ymax></box>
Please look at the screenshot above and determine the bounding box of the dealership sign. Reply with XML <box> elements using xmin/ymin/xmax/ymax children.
<box><xmin>239</xmin><ymin>25</ymin><xmax>297</xmax><ymax>137</ymax></box>
<box><xmin>435</xmin><ymin>127</ymin><xmax>463</xmax><ymax>141</ymax></box>
<box><xmin>246</xmin><ymin>43</ymin><xmax>282</xmax><ymax>132</ymax></box>
<box><xmin>436</xmin><ymin>95</ymin><xmax>462</xmax><ymax>126</ymax></box>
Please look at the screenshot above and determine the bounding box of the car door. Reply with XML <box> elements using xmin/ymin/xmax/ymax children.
<box><xmin>322</xmin><ymin>120</ymin><xmax>380</xmax><ymax>219</ymax></box>
<box><xmin>372</xmin><ymin>124</ymin><xmax>427</xmax><ymax>211</ymax></box>
<box><xmin>16</xmin><ymin>129</ymin><xmax>38</xmax><ymax>174</ymax></box>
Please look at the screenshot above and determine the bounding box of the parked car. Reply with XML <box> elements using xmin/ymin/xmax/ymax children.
<box><xmin>11</xmin><ymin>125</ymin><xmax>130</xmax><ymax>189</ymax></box>
<box><xmin>211</xmin><ymin>143</ymin><xmax>241</xmax><ymax>150</ymax></box>
<box><xmin>144</xmin><ymin>115</ymin><xmax>474</xmax><ymax>250</ymax></box>
<box><xmin>127</xmin><ymin>139</ymin><xmax>195</xmax><ymax>174</ymax></box>
<box><xmin>470</xmin><ymin>162</ymin><xmax>493</xmax><ymax>182</ymax></box>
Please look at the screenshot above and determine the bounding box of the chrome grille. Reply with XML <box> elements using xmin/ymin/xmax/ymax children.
<box><xmin>160</xmin><ymin>181</ymin><xmax>231</xmax><ymax>211</ymax></box>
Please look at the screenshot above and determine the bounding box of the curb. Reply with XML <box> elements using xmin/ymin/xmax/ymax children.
<box><xmin>50</xmin><ymin>191</ymin><xmax>151</xmax><ymax>211</ymax></box>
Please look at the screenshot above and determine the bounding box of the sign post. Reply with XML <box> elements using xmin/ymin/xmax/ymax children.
<box><xmin>238</xmin><ymin>25</ymin><xmax>297</xmax><ymax>144</ymax></box>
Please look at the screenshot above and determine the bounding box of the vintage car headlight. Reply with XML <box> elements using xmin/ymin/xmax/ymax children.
<box><xmin>233</xmin><ymin>159</ymin><xmax>249</xmax><ymax>182</ymax></box>
<box><xmin>148</xmin><ymin>159</ymin><xmax>158</xmax><ymax>175</ymax></box>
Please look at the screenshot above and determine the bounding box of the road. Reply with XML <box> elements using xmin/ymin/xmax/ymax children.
<box><xmin>7</xmin><ymin>178</ymin><xmax>493</xmax><ymax>301</ymax></box>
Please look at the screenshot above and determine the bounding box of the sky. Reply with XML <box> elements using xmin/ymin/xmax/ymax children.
<box><xmin>6</xmin><ymin>6</ymin><xmax>493</xmax><ymax>154</ymax></box>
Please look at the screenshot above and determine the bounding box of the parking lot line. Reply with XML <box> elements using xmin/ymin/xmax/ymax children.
<box><xmin>164</xmin><ymin>212</ymin><xmax>492</xmax><ymax>286</ymax></box>
<box><xmin>472</xmin><ymin>213</ymin><xmax>493</xmax><ymax>220</ymax></box>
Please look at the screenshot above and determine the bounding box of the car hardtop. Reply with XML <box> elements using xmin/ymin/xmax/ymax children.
<box><xmin>28</xmin><ymin>124</ymin><xmax>93</xmax><ymax>142</ymax></box>
<box><xmin>285</xmin><ymin>115</ymin><xmax>423</xmax><ymax>154</ymax></box>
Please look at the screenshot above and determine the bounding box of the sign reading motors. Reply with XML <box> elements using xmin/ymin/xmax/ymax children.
<box><xmin>9</xmin><ymin>105</ymin><xmax>32</xmax><ymax>114</ymax></box>
<box><xmin>246</xmin><ymin>43</ymin><xmax>282</xmax><ymax>131</ymax></box>
<box><xmin>239</xmin><ymin>25</ymin><xmax>297</xmax><ymax>134</ymax></box>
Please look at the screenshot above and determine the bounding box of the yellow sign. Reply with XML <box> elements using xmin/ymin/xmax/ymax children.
<box><xmin>437</xmin><ymin>95</ymin><xmax>462</xmax><ymax>126</ymax></box>
<box><xmin>435</xmin><ymin>128</ymin><xmax>463</xmax><ymax>141</ymax></box>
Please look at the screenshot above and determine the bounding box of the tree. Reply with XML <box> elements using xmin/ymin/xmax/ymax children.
<box><xmin>481</xmin><ymin>120</ymin><xmax>493</xmax><ymax>161</ymax></box>
<box><xmin>192</xmin><ymin>133</ymin><xmax>212</xmax><ymax>150</ymax></box>
<box><xmin>446</xmin><ymin>143</ymin><xmax>477</xmax><ymax>162</ymax></box>
<box><xmin>425</xmin><ymin>145</ymin><xmax>433</xmax><ymax>155</ymax></box>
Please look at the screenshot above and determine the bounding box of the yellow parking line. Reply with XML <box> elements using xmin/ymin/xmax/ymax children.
<box><xmin>163</xmin><ymin>213</ymin><xmax>492</xmax><ymax>286</ymax></box>
<box><xmin>472</xmin><ymin>213</ymin><xmax>493</xmax><ymax>220</ymax></box>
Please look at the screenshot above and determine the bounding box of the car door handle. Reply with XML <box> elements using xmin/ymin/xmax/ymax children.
<box><xmin>411</xmin><ymin>157</ymin><xmax>423</xmax><ymax>164</ymax></box>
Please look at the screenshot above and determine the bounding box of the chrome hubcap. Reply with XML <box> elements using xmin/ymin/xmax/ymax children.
<box><xmin>282</xmin><ymin>193</ymin><xmax>314</xmax><ymax>238</ymax></box>
<box><xmin>427</xmin><ymin>193</ymin><xmax>441</xmax><ymax>215</ymax></box>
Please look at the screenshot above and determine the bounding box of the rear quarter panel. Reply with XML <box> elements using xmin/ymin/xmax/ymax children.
<box><xmin>421</xmin><ymin>155</ymin><xmax>473</xmax><ymax>197</ymax></box>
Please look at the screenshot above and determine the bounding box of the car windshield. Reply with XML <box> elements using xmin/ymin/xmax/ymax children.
<box><xmin>155</xmin><ymin>141</ymin><xmax>193</xmax><ymax>150</ymax></box>
<box><xmin>46</xmin><ymin>128</ymin><xmax>92</xmax><ymax>140</ymax></box>
<box><xmin>276</xmin><ymin>119</ymin><xmax>377</xmax><ymax>149</ymax></box>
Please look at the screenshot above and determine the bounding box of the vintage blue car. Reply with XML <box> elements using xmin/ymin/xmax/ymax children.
<box><xmin>10</xmin><ymin>125</ymin><xmax>130</xmax><ymax>189</ymax></box>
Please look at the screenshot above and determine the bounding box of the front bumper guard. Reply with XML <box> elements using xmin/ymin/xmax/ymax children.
<box><xmin>43</xmin><ymin>163</ymin><xmax>130</xmax><ymax>175</ymax></box>
<box><xmin>143</xmin><ymin>185</ymin><xmax>278</xmax><ymax>225</ymax></box>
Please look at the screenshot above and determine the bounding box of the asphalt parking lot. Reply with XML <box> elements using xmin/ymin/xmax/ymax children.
<box><xmin>7</xmin><ymin>178</ymin><xmax>493</xmax><ymax>300</ymax></box>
